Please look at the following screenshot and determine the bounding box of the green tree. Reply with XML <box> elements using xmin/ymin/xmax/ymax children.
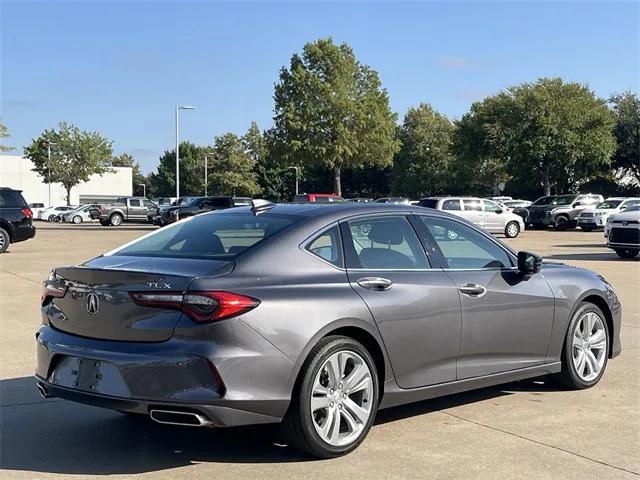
<box><xmin>454</xmin><ymin>78</ymin><xmax>616</xmax><ymax>196</ymax></box>
<box><xmin>244</xmin><ymin>122</ymin><xmax>287</xmax><ymax>200</ymax></box>
<box><xmin>0</xmin><ymin>120</ymin><xmax>13</xmax><ymax>152</ymax></box>
<box><xmin>111</xmin><ymin>153</ymin><xmax>149</xmax><ymax>197</ymax></box>
<box><xmin>24</xmin><ymin>122</ymin><xmax>113</xmax><ymax>204</ymax></box>
<box><xmin>272</xmin><ymin>38</ymin><xmax>399</xmax><ymax>196</ymax></box>
<box><xmin>148</xmin><ymin>142</ymin><xmax>205</xmax><ymax>197</ymax></box>
<box><xmin>609</xmin><ymin>91</ymin><xmax>640</xmax><ymax>188</ymax></box>
<box><xmin>393</xmin><ymin>104</ymin><xmax>454</xmax><ymax>197</ymax></box>
<box><xmin>208</xmin><ymin>133</ymin><xmax>260</xmax><ymax>196</ymax></box>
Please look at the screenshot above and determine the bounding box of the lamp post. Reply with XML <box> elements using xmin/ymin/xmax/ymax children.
<box><xmin>287</xmin><ymin>166</ymin><xmax>299</xmax><ymax>196</ymax></box>
<box><xmin>139</xmin><ymin>183</ymin><xmax>146</xmax><ymax>198</ymax></box>
<box><xmin>46</xmin><ymin>141</ymin><xmax>57</xmax><ymax>207</ymax></box>
<box><xmin>175</xmin><ymin>105</ymin><xmax>196</xmax><ymax>198</ymax></box>
<box><xmin>203</xmin><ymin>153</ymin><xmax>214</xmax><ymax>197</ymax></box>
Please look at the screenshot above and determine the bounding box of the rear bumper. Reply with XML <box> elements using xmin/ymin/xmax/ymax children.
<box><xmin>13</xmin><ymin>224</ymin><xmax>36</xmax><ymax>242</ymax></box>
<box><xmin>35</xmin><ymin>322</ymin><xmax>295</xmax><ymax>426</ymax></box>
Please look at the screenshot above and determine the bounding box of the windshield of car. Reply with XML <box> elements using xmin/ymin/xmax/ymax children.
<box><xmin>532</xmin><ymin>196</ymin><xmax>555</xmax><ymax>206</ymax></box>
<box><xmin>186</xmin><ymin>198</ymin><xmax>205</xmax><ymax>206</ymax></box>
<box><xmin>418</xmin><ymin>199</ymin><xmax>438</xmax><ymax>208</ymax></box>
<box><xmin>596</xmin><ymin>200</ymin><xmax>622</xmax><ymax>209</ymax></box>
<box><xmin>110</xmin><ymin>213</ymin><xmax>297</xmax><ymax>260</ymax></box>
<box><xmin>551</xmin><ymin>195</ymin><xmax>578</xmax><ymax>206</ymax></box>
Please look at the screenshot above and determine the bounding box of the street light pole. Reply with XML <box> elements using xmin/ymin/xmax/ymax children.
<box><xmin>175</xmin><ymin>105</ymin><xmax>196</xmax><ymax>199</ymax></box>
<box><xmin>203</xmin><ymin>154</ymin><xmax>214</xmax><ymax>197</ymax></box>
<box><xmin>46</xmin><ymin>141</ymin><xmax>57</xmax><ymax>207</ymax></box>
<box><xmin>139</xmin><ymin>183</ymin><xmax>146</xmax><ymax>198</ymax></box>
<box><xmin>287</xmin><ymin>166</ymin><xmax>299</xmax><ymax>195</ymax></box>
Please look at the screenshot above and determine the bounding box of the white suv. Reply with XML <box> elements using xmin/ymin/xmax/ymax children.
<box><xmin>578</xmin><ymin>197</ymin><xmax>640</xmax><ymax>231</ymax></box>
<box><xmin>418</xmin><ymin>197</ymin><xmax>525</xmax><ymax>238</ymax></box>
<box><xmin>606</xmin><ymin>206</ymin><xmax>640</xmax><ymax>258</ymax></box>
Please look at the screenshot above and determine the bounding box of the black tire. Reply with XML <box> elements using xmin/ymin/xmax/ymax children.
<box><xmin>504</xmin><ymin>221</ymin><xmax>520</xmax><ymax>238</ymax></box>
<box><xmin>0</xmin><ymin>227</ymin><xmax>10</xmax><ymax>253</ymax></box>
<box><xmin>100</xmin><ymin>220</ymin><xmax>109</xmax><ymax>226</ymax></box>
<box><xmin>581</xmin><ymin>227</ymin><xmax>593</xmax><ymax>232</ymax></box>
<box><xmin>531</xmin><ymin>223</ymin><xmax>545</xmax><ymax>230</ymax></box>
<box><xmin>551</xmin><ymin>302</ymin><xmax>609</xmax><ymax>389</ymax></box>
<box><xmin>282</xmin><ymin>335</ymin><xmax>379</xmax><ymax>459</ymax></box>
<box><xmin>554</xmin><ymin>215</ymin><xmax>570</xmax><ymax>231</ymax></box>
<box><xmin>48</xmin><ymin>214</ymin><xmax>57</xmax><ymax>222</ymax></box>
<box><xmin>109</xmin><ymin>213</ymin><xmax>123</xmax><ymax>226</ymax></box>
<box><xmin>614</xmin><ymin>248</ymin><xmax>639</xmax><ymax>259</ymax></box>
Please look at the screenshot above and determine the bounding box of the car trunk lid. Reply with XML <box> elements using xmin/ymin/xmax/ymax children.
<box><xmin>45</xmin><ymin>256</ymin><xmax>233</xmax><ymax>342</ymax></box>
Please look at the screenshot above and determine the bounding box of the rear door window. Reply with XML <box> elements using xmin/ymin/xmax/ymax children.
<box><xmin>442</xmin><ymin>199</ymin><xmax>461</xmax><ymax>211</ymax></box>
<box><xmin>344</xmin><ymin>216</ymin><xmax>429</xmax><ymax>269</ymax></box>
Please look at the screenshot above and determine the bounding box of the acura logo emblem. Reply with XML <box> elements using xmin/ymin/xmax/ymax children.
<box><xmin>86</xmin><ymin>293</ymin><xmax>99</xmax><ymax>315</ymax></box>
<box><xmin>623</xmin><ymin>221</ymin><xmax>629</xmax><ymax>226</ymax></box>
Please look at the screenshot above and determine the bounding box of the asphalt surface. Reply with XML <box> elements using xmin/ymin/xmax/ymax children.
<box><xmin>1</xmin><ymin>221</ymin><xmax>638</xmax><ymax>479</ymax></box>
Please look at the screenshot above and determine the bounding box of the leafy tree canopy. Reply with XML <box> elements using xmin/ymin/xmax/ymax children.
<box><xmin>272</xmin><ymin>38</ymin><xmax>399</xmax><ymax>196</ymax></box>
<box><xmin>0</xmin><ymin>120</ymin><xmax>13</xmax><ymax>152</ymax></box>
<box><xmin>112</xmin><ymin>153</ymin><xmax>149</xmax><ymax>197</ymax></box>
<box><xmin>393</xmin><ymin>103</ymin><xmax>454</xmax><ymax>198</ymax></box>
<box><xmin>148</xmin><ymin>142</ymin><xmax>206</xmax><ymax>197</ymax></box>
<box><xmin>208</xmin><ymin>133</ymin><xmax>260</xmax><ymax>197</ymax></box>
<box><xmin>609</xmin><ymin>91</ymin><xmax>640</xmax><ymax>189</ymax></box>
<box><xmin>24</xmin><ymin>122</ymin><xmax>113</xmax><ymax>204</ymax></box>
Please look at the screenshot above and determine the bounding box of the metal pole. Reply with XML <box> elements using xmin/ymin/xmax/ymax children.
<box><xmin>204</xmin><ymin>155</ymin><xmax>208</xmax><ymax>197</ymax></box>
<box><xmin>175</xmin><ymin>106</ymin><xmax>180</xmax><ymax>199</ymax></box>
<box><xmin>47</xmin><ymin>143</ymin><xmax>52</xmax><ymax>207</ymax></box>
<box><xmin>288</xmin><ymin>166</ymin><xmax>299</xmax><ymax>195</ymax></box>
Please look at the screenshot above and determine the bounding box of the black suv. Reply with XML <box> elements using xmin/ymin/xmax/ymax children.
<box><xmin>158</xmin><ymin>196</ymin><xmax>252</xmax><ymax>226</ymax></box>
<box><xmin>0</xmin><ymin>188</ymin><xmax>36</xmax><ymax>253</ymax></box>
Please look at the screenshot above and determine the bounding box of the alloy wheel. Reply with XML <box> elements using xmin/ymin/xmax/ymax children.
<box><xmin>310</xmin><ymin>350</ymin><xmax>373</xmax><ymax>447</ymax></box>
<box><xmin>506</xmin><ymin>222</ymin><xmax>519</xmax><ymax>238</ymax></box>
<box><xmin>572</xmin><ymin>312</ymin><xmax>607</xmax><ymax>382</ymax></box>
<box><xmin>0</xmin><ymin>233</ymin><xmax>6</xmax><ymax>250</ymax></box>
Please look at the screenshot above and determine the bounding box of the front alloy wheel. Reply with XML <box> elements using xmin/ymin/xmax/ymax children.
<box><xmin>283</xmin><ymin>336</ymin><xmax>379</xmax><ymax>458</ymax></box>
<box><xmin>553</xmin><ymin>302</ymin><xmax>609</xmax><ymax>389</ymax></box>
<box><xmin>504</xmin><ymin>221</ymin><xmax>520</xmax><ymax>238</ymax></box>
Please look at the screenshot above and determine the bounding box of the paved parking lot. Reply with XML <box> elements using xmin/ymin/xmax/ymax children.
<box><xmin>1</xmin><ymin>222</ymin><xmax>638</xmax><ymax>479</ymax></box>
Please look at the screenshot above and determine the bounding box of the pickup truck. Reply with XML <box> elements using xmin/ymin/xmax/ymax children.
<box><xmin>98</xmin><ymin>197</ymin><xmax>158</xmax><ymax>226</ymax></box>
<box><xmin>157</xmin><ymin>196</ymin><xmax>252</xmax><ymax>226</ymax></box>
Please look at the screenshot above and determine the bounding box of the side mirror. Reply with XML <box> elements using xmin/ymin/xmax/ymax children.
<box><xmin>573</xmin><ymin>202</ymin><xmax>583</xmax><ymax>207</ymax></box>
<box><xmin>518</xmin><ymin>251</ymin><xmax>542</xmax><ymax>275</ymax></box>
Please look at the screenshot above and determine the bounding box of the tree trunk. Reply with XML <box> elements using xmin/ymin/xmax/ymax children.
<box><xmin>65</xmin><ymin>185</ymin><xmax>72</xmax><ymax>206</ymax></box>
<box><xmin>542</xmin><ymin>163</ymin><xmax>551</xmax><ymax>196</ymax></box>
<box><xmin>333</xmin><ymin>165</ymin><xmax>342</xmax><ymax>197</ymax></box>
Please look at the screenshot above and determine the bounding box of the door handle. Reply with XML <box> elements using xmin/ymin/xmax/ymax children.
<box><xmin>357</xmin><ymin>277</ymin><xmax>393</xmax><ymax>291</ymax></box>
<box><xmin>459</xmin><ymin>283</ymin><xmax>487</xmax><ymax>297</ymax></box>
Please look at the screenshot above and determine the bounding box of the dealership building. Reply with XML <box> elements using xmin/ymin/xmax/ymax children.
<box><xmin>0</xmin><ymin>155</ymin><xmax>132</xmax><ymax>207</ymax></box>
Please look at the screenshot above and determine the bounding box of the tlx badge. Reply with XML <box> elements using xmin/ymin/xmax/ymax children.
<box><xmin>147</xmin><ymin>282</ymin><xmax>172</xmax><ymax>289</ymax></box>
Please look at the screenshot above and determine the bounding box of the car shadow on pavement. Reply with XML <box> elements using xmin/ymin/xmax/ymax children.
<box><xmin>546</xmin><ymin>253</ymin><xmax>637</xmax><ymax>261</ymax></box>
<box><xmin>1</xmin><ymin>375</ymin><xmax>560</xmax><ymax>474</ymax></box>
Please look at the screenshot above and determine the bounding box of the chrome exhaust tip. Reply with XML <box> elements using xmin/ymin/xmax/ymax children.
<box><xmin>36</xmin><ymin>382</ymin><xmax>51</xmax><ymax>399</ymax></box>
<box><xmin>149</xmin><ymin>409</ymin><xmax>211</xmax><ymax>427</ymax></box>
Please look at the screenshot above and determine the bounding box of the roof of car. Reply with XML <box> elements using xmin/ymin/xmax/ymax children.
<box><xmin>222</xmin><ymin>202</ymin><xmax>442</xmax><ymax>220</ymax></box>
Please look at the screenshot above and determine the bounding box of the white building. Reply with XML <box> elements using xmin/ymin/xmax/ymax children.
<box><xmin>0</xmin><ymin>155</ymin><xmax>132</xmax><ymax>207</ymax></box>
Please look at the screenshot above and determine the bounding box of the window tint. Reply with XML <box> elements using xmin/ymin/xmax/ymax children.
<box><xmin>442</xmin><ymin>199</ymin><xmax>461</xmax><ymax>211</ymax></box>
<box><xmin>129</xmin><ymin>199</ymin><xmax>142</xmax><ymax>207</ymax></box>
<box><xmin>0</xmin><ymin>190</ymin><xmax>27</xmax><ymax>207</ymax></box>
<box><xmin>484</xmin><ymin>200</ymin><xmax>501</xmax><ymax>213</ymax></box>
<box><xmin>419</xmin><ymin>216</ymin><xmax>513</xmax><ymax>270</ymax></box>
<box><xmin>463</xmin><ymin>199</ymin><xmax>482</xmax><ymax>211</ymax></box>
<box><xmin>29</xmin><ymin>203</ymin><xmax>45</xmax><ymax>208</ymax></box>
<box><xmin>623</xmin><ymin>200</ymin><xmax>640</xmax><ymax>209</ymax></box>
<box><xmin>306</xmin><ymin>225</ymin><xmax>343</xmax><ymax>267</ymax></box>
<box><xmin>293</xmin><ymin>195</ymin><xmax>309</xmax><ymax>203</ymax></box>
<box><xmin>144</xmin><ymin>200</ymin><xmax>155</xmax><ymax>209</ymax></box>
<box><xmin>112</xmin><ymin>214</ymin><xmax>295</xmax><ymax>260</ymax></box>
<box><xmin>345</xmin><ymin>216</ymin><xmax>429</xmax><ymax>269</ymax></box>
<box><xmin>418</xmin><ymin>199</ymin><xmax>438</xmax><ymax>208</ymax></box>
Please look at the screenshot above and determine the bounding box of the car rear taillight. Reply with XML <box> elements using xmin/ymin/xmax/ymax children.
<box><xmin>41</xmin><ymin>284</ymin><xmax>68</xmax><ymax>304</ymax></box>
<box><xmin>129</xmin><ymin>291</ymin><xmax>260</xmax><ymax>323</ymax></box>
<box><xmin>21</xmin><ymin>207</ymin><xmax>33</xmax><ymax>218</ymax></box>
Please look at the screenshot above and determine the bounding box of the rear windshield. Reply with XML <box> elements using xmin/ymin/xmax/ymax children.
<box><xmin>0</xmin><ymin>190</ymin><xmax>27</xmax><ymax>207</ymax></box>
<box><xmin>418</xmin><ymin>199</ymin><xmax>438</xmax><ymax>208</ymax></box>
<box><xmin>110</xmin><ymin>213</ymin><xmax>297</xmax><ymax>260</ymax></box>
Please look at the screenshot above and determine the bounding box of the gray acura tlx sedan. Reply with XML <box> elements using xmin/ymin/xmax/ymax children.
<box><xmin>36</xmin><ymin>202</ymin><xmax>622</xmax><ymax>458</ymax></box>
